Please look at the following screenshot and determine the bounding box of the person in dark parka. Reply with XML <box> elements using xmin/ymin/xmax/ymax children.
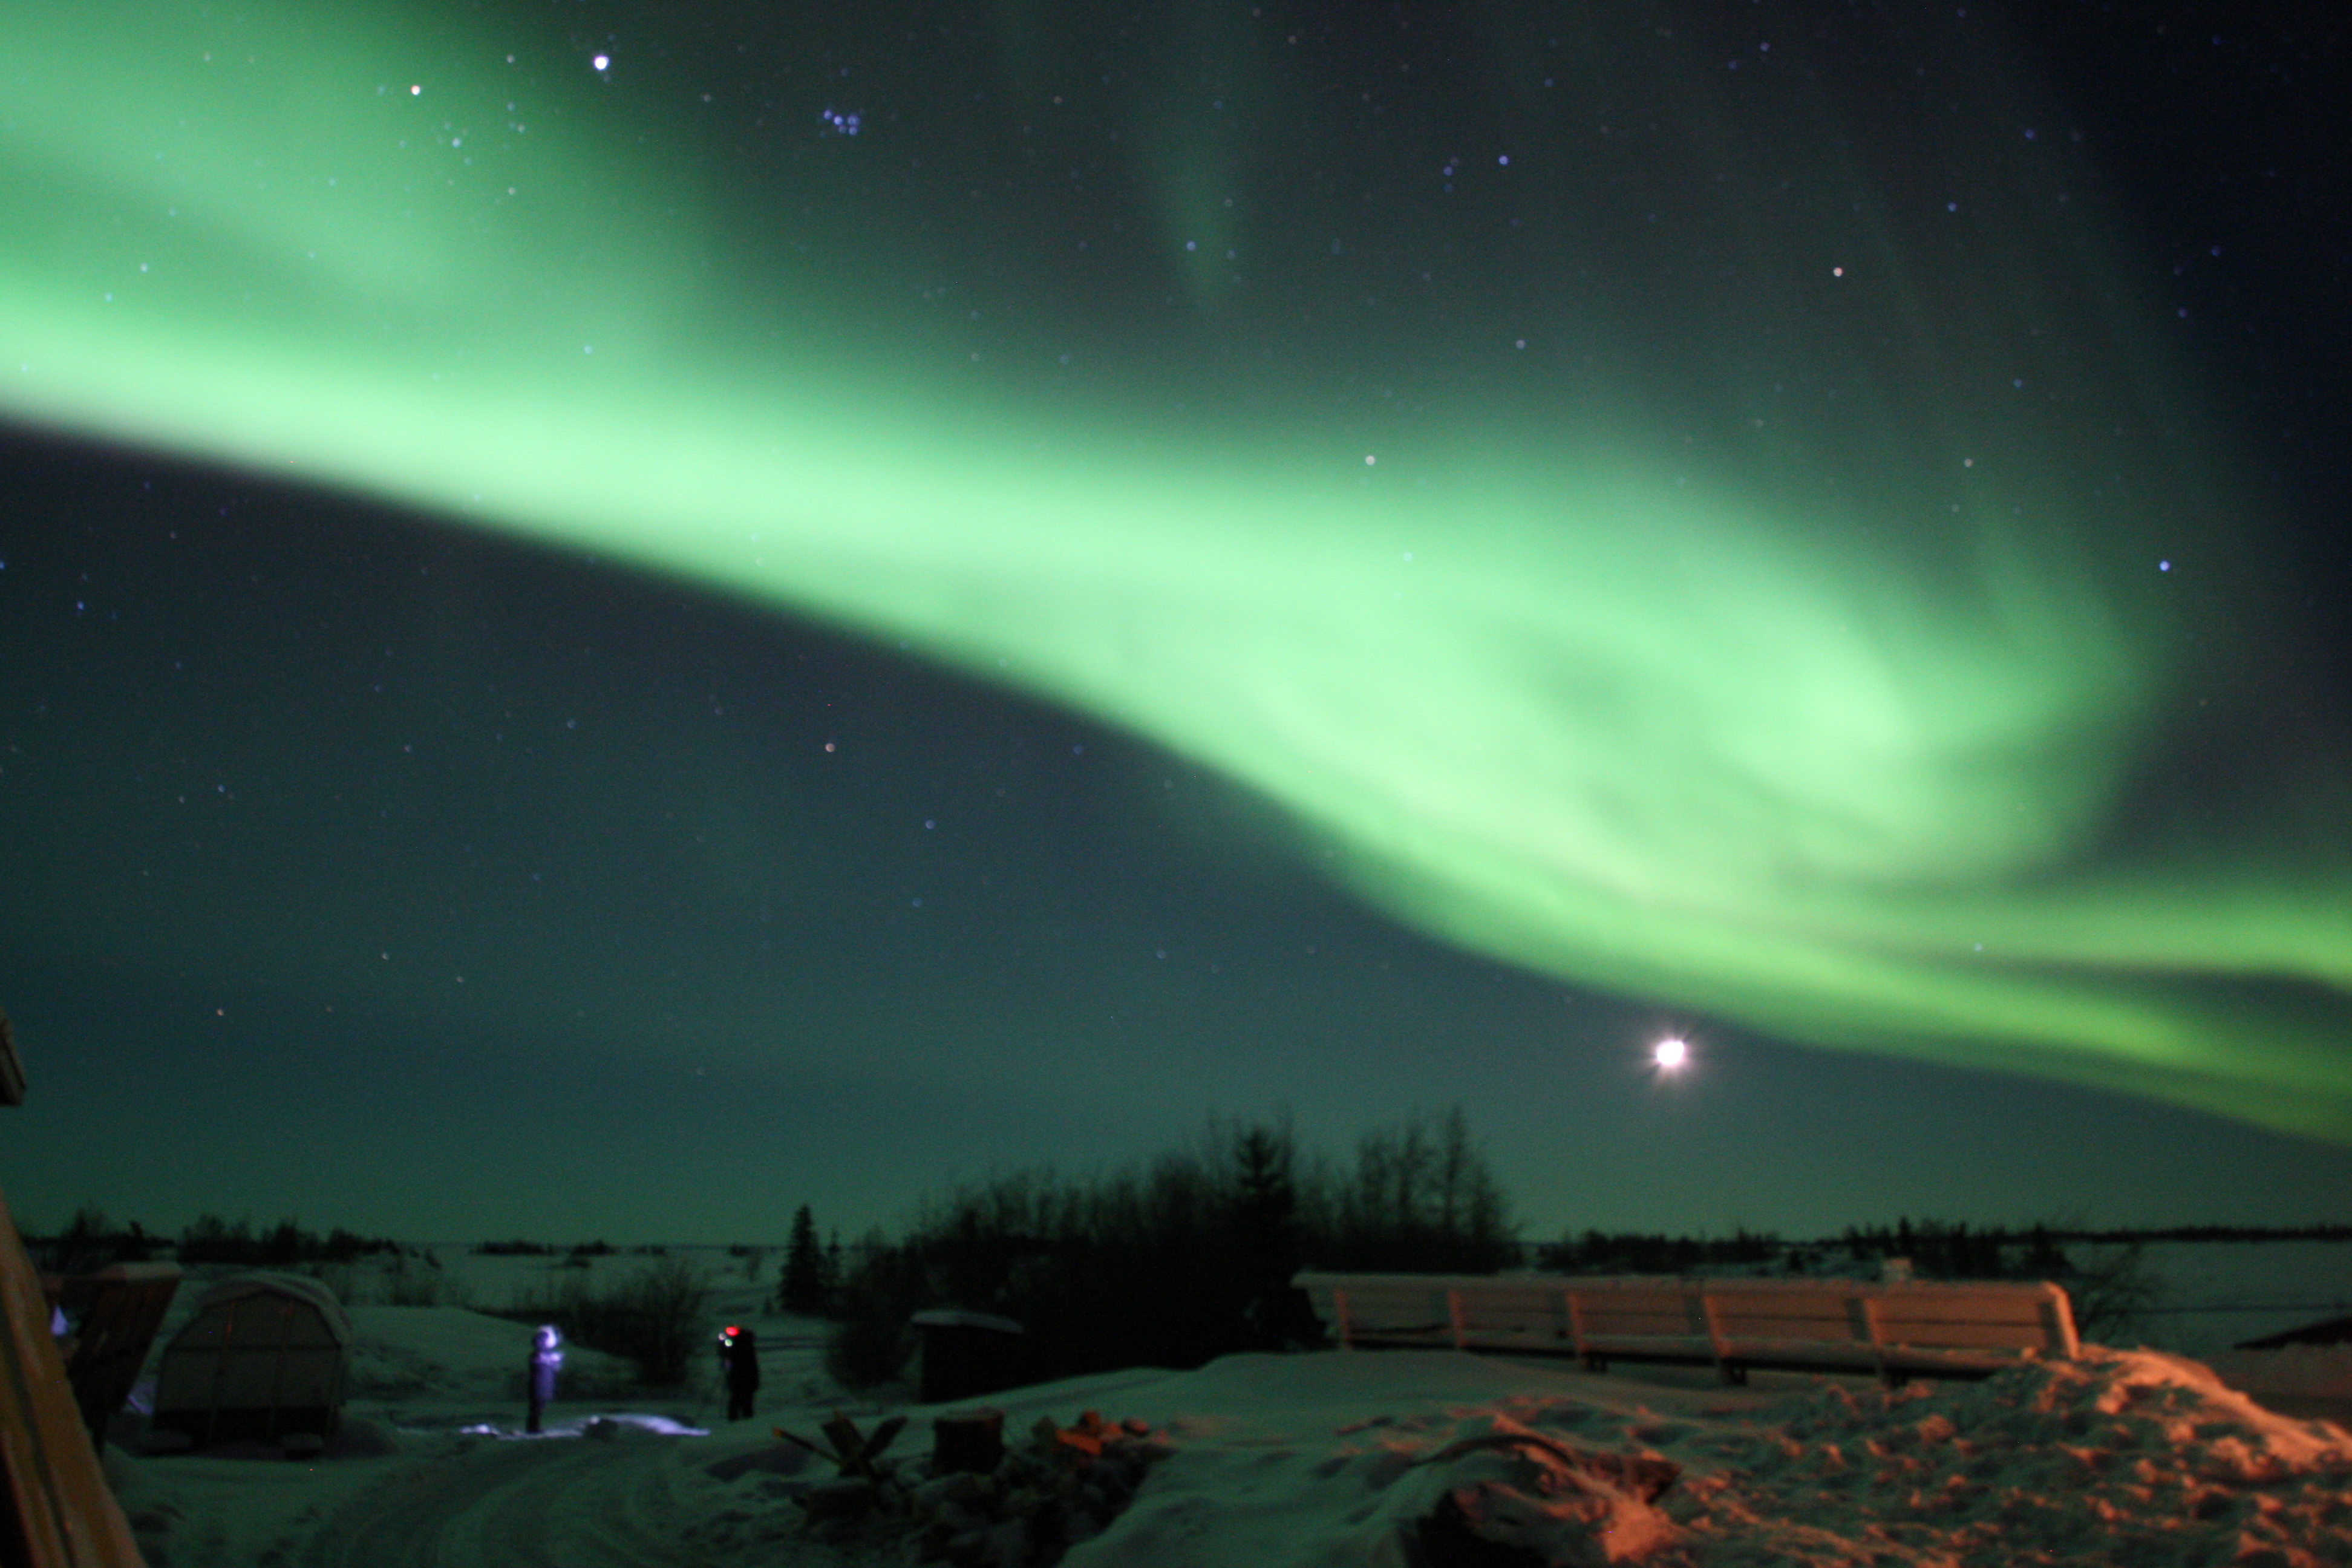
<box><xmin>526</xmin><ymin>1324</ymin><xmax>563</xmax><ymax>1434</ymax></box>
<box><xmin>717</xmin><ymin>1324</ymin><xmax>759</xmax><ymax>1421</ymax></box>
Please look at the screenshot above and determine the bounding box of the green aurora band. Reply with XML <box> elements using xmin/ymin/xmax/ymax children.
<box><xmin>5</xmin><ymin>2</ymin><xmax>2349</xmax><ymax>1137</ymax></box>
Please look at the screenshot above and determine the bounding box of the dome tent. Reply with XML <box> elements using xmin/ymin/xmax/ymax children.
<box><xmin>152</xmin><ymin>1272</ymin><xmax>351</xmax><ymax>1447</ymax></box>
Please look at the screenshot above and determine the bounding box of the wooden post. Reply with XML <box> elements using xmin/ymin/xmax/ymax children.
<box><xmin>2039</xmin><ymin>1289</ymin><xmax>2081</xmax><ymax>1361</ymax></box>
<box><xmin>0</xmin><ymin>1011</ymin><xmax>22</xmax><ymax>1108</ymax></box>
<box><xmin>1331</xmin><ymin>1289</ymin><xmax>1353</xmax><ymax>1350</ymax></box>
<box><xmin>1856</xmin><ymin>1293</ymin><xmax>1891</xmax><ymax>1386</ymax></box>
<box><xmin>1699</xmin><ymin>1291</ymin><xmax>1739</xmax><ymax>1384</ymax></box>
<box><xmin>1445</xmin><ymin>1290</ymin><xmax>1466</xmax><ymax>1351</ymax></box>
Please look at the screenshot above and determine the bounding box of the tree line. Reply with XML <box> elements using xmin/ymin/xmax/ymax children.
<box><xmin>28</xmin><ymin>1207</ymin><xmax>411</xmax><ymax>1271</ymax></box>
<box><xmin>805</xmin><ymin>1106</ymin><xmax>1518</xmax><ymax>1388</ymax></box>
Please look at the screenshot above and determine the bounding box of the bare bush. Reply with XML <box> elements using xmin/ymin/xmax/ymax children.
<box><xmin>500</xmin><ymin>1255</ymin><xmax>711</xmax><ymax>1386</ymax></box>
<box><xmin>2065</xmin><ymin>1243</ymin><xmax>2167</xmax><ymax>1345</ymax></box>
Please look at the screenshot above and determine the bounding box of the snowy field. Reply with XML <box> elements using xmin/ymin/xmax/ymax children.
<box><xmin>103</xmin><ymin>1244</ymin><xmax>2352</xmax><ymax>1566</ymax></box>
<box><xmin>2124</xmin><ymin>1241</ymin><xmax>2352</xmax><ymax>1357</ymax></box>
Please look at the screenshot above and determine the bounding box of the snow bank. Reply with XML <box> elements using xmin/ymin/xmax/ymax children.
<box><xmin>1070</xmin><ymin>1349</ymin><xmax>2352</xmax><ymax>1567</ymax></box>
<box><xmin>1670</xmin><ymin>1348</ymin><xmax>2352</xmax><ymax>1566</ymax></box>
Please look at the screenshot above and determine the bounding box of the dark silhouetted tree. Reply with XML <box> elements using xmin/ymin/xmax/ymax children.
<box><xmin>780</xmin><ymin>1204</ymin><xmax>835</xmax><ymax>1316</ymax></box>
<box><xmin>1229</xmin><ymin>1116</ymin><xmax>1318</xmax><ymax>1347</ymax></box>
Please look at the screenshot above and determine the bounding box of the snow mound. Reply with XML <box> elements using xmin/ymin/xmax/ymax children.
<box><xmin>1677</xmin><ymin>1348</ymin><xmax>2352</xmax><ymax>1566</ymax></box>
<box><xmin>1080</xmin><ymin>1404</ymin><xmax>1681</xmax><ymax>1568</ymax></box>
<box><xmin>1074</xmin><ymin>1350</ymin><xmax>2352</xmax><ymax>1567</ymax></box>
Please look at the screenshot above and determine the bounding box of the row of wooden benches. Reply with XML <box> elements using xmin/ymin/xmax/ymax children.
<box><xmin>1291</xmin><ymin>1271</ymin><xmax>2080</xmax><ymax>1385</ymax></box>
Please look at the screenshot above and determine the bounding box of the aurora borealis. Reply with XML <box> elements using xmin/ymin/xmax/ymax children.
<box><xmin>3</xmin><ymin>2</ymin><xmax>2349</xmax><ymax>1240</ymax></box>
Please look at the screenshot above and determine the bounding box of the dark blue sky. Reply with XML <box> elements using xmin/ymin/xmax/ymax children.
<box><xmin>3</xmin><ymin>1</ymin><xmax>2349</xmax><ymax>1244</ymax></box>
<box><xmin>5</xmin><ymin>423</ymin><xmax>2348</xmax><ymax>1246</ymax></box>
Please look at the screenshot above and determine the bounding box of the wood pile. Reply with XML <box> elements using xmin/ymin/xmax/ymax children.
<box><xmin>771</xmin><ymin>1406</ymin><xmax>1174</xmax><ymax>1566</ymax></box>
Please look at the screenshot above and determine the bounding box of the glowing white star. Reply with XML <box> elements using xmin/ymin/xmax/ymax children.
<box><xmin>1653</xmin><ymin>1037</ymin><xmax>1690</xmax><ymax>1072</ymax></box>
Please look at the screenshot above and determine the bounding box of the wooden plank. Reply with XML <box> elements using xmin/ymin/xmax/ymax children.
<box><xmin>0</xmin><ymin>1186</ymin><xmax>146</xmax><ymax>1566</ymax></box>
<box><xmin>1870</xmin><ymin>1293</ymin><xmax>2050</xmax><ymax>1316</ymax></box>
<box><xmin>1875</xmin><ymin>1299</ymin><xmax>2049</xmax><ymax>1315</ymax></box>
<box><xmin>1571</xmin><ymin>1306</ymin><xmax>1700</xmax><ymax>1325</ymax></box>
<box><xmin>1869</xmin><ymin>1319</ymin><xmax>2077</xmax><ymax>1353</ymax></box>
<box><xmin>1570</xmin><ymin>1284</ymin><xmax>1693</xmax><ymax>1304</ymax></box>
<box><xmin>1869</xmin><ymin>1310</ymin><xmax>2048</xmax><ymax>1336</ymax></box>
<box><xmin>1706</xmin><ymin>1304</ymin><xmax>1858</xmax><ymax>1335</ymax></box>
<box><xmin>1573</xmin><ymin>1310</ymin><xmax>1703</xmax><ymax>1336</ymax></box>
<box><xmin>1456</xmin><ymin>1299</ymin><xmax>1564</xmax><ymax>1330</ymax></box>
<box><xmin>1700</xmin><ymin>1293</ymin><xmax>1860</xmax><ymax>1318</ymax></box>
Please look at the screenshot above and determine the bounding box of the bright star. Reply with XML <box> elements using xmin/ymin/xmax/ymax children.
<box><xmin>1653</xmin><ymin>1037</ymin><xmax>1690</xmax><ymax>1072</ymax></box>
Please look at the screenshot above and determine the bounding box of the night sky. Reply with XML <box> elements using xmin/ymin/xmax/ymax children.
<box><xmin>4</xmin><ymin>2</ymin><xmax>2350</xmax><ymax>1245</ymax></box>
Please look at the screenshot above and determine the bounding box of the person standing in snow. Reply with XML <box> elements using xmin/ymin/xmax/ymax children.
<box><xmin>526</xmin><ymin>1324</ymin><xmax>563</xmax><ymax>1434</ymax></box>
<box><xmin>717</xmin><ymin>1324</ymin><xmax>759</xmax><ymax>1421</ymax></box>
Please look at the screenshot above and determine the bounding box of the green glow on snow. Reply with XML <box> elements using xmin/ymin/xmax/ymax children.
<box><xmin>5</xmin><ymin>2</ymin><xmax>2348</xmax><ymax>1137</ymax></box>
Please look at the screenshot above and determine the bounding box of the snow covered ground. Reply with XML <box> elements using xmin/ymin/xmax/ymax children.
<box><xmin>101</xmin><ymin>1247</ymin><xmax>2352</xmax><ymax>1566</ymax></box>
<box><xmin>2125</xmin><ymin>1241</ymin><xmax>2352</xmax><ymax>1357</ymax></box>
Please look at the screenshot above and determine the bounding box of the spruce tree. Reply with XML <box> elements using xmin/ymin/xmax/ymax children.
<box><xmin>780</xmin><ymin>1204</ymin><xmax>832</xmax><ymax>1316</ymax></box>
<box><xmin>1229</xmin><ymin>1119</ymin><xmax>1310</xmax><ymax>1346</ymax></box>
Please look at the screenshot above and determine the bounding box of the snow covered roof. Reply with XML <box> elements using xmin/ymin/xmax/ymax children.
<box><xmin>2239</xmin><ymin>1313</ymin><xmax>2352</xmax><ymax>1350</ymax></box>
<box><xmin>911</xmin><ymin>1310</ymin><xmax>1024</xmax><ymax>1335</ymax></box>
<box><xmin>186</xmin><ymin>1272</ymin><xmax>353</xmax><ymax>1345</ymax></box>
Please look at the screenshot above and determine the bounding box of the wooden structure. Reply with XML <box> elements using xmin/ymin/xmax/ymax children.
<box><xmin>0</xmin><ymin>1191</ymin><xmax>148</xmax><ymax>1566</ymax></box>
<box><xmin>44</xmin><ymin>1266</ymin><xmax>181</xmax><ymax>1448</ymax></box>
<box><xmin>151</xmin><ymin>1273</ymin><xmax>351</xmax><ymax>1447</ymax></box>
<box><xmin>1293</xmin><ymin>1271</ymin><xmax>2079</xmax><ymax>1385</ymax></box>
<box><xmin>0</xmin><ymin>1006</ymin><xmax>148</xmax><ymax>1565</ymax></box>
<box><xmin>910</xmin><ymin>1310</ymin><xmax>1027</xmax><ymax>1404</ymax></box>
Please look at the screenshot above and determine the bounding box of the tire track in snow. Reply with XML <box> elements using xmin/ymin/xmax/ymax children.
<box><xmin>296</xmin><ymin>1437</ymin><xmax>696</xmax><ymax>1568</ymax></box>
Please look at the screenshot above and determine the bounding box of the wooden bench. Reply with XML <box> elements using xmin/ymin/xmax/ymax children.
<box><xmin>1292</xmin><ymin>1272</ymin><xmax>2079</xmax><ymax>1385</ymax></box>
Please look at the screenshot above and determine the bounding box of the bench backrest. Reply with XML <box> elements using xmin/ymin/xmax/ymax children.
<box><xmin>1291</xmin><ymin>1271</ymin><xmax>2078</xmax><ymax>1373</ymax></box>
